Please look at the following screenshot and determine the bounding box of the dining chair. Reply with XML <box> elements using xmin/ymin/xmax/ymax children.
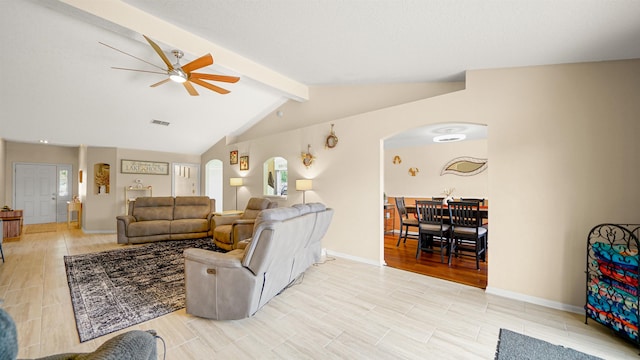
<box><xmin>447</xmin><ymin>201</ymin><xmax>488</xmax><ymax>269</ymax></box>
<box><xmin>414</xmin><ymin>200</ymin><xmax>450</xmax><ymax>262</ymax></box>
<box><xmin>394</xmin><ymin>197</ymin><xmax>419</xmax><ymax>246</ymax></box>
<box><xmin>461</xmin><ymin>198</ymin><xmax>485</xmax><ymax>206</ymax></box>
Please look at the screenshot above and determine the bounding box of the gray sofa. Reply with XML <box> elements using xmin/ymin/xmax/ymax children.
<box><xmin>184</xmin><ymin>202</ymin><xmax>334</xmax><ymax>320</ymax></box>
<box><xmin>116</xmin><ymin>196</ymin><xmax>216</xmax><ymax>245</ymax></box>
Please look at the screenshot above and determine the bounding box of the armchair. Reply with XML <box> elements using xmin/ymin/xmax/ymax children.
<box><xmin>0</xmin><ymin>308</ymin><xmax>158</xmax><ymax>360</ymax></box>
<box><xmin>212</xmin><ymin>197</ymin><xmax>277</xmax><ymax>250</ymax></box>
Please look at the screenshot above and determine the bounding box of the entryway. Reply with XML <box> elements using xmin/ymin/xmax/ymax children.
<box><xmin>14</xmin><ymin>163</ymin><xmax>72</xmax><ymax>225</ymax></box>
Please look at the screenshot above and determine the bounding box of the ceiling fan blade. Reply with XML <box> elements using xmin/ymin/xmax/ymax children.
<box><xmin>150</xmin><ymin>78</ymin><xmax>171</xmax><ymax>87</ymax></box>
<box><xmin>190</xmin><ymin>72</ymin><xmax>240</xmax><ymax>83</ymax></box>
<box><xmin>143</xmin><ymin>35</ymin><xmax>174</xmax><ymax>71</ymax></box>
<box><xmin>190</xmin><ymin>78</ymin><xmax>231</xmax><ymax>94</ymax></box>
<box><xmin>183</xmin><ymin>82</ymin><xmax>199</xmax><ymax>96</ymax></box>
<box><xmin>181</xmin><ymin>54</ymin><xmax>213</xmax><ymax>73</ymax></box>
<box><xmin>112</xmin><ymin>67</ymin><xmax>167</xmax><ymax>75</ymax></box>
<box><xmin>99</xmin><ymin>41</ymin><xmax>167</xmax><ymax>71</ymax></box>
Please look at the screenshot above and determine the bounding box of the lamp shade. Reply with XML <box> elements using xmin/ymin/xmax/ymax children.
<box><xmin>296</xmin><ymin>179</ymin><xmax>313</xmax><ymax>191</ymax></box>
<box><xmin>230</xmin><ymin>177</ymin><xmax>243</xmax><ymax>187</ymax></box>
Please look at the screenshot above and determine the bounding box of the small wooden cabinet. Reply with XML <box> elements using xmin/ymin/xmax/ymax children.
<box><xmin>384</xmin><ymin>203</ymin><xmax>395</xmax><ymax>234</ymax></box>
<box><xmin>0</xmin><ymin>210</ymin><xmax>23</xmax><ymax>240</ymax></box>
<box><xmin>125</xmin><ymin>186</ymin><xmax>152</xmax><ymax>214</ymax></box>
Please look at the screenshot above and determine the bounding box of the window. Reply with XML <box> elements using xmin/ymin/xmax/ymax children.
<box><xmin>263</xmin><ymin>157</ymin><xmax>288</xmax><ymax>197</ymax></box>
<box><xmin>58</xmin><ymin>169</ymin><xmax>69</xmax><ymax>196</ymax></box>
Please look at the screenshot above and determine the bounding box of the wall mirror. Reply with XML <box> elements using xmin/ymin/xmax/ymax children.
<box><xmin>263</xmin><ymin>157</ymin><xmax>288</xmax><ymax>197</ymax></box>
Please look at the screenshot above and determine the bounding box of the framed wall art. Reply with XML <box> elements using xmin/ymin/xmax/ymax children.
<box><xmin>121</xmin><ymin>159</ymin><xmax>169</xmax><ymax>175</ymax></box>
<box><xmin>230</xmin><ymin>150</ymin><xmax>238</xmax><ymax>165</ymax></box>
<box><xmin>240</xmin><ymin>155</ymin><xmax>249</xmax><ymax>171</ymax></box>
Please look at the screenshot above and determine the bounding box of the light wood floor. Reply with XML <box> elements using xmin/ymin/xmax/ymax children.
<box><xmin>0</xmin><ymin>223</ymin><xmax>637</xmax><ymax>359</ymax></box>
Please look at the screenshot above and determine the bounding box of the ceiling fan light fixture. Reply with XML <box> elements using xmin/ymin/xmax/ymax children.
<box><xmin>433</xmin><ymin>134</ymin><xmax>466</xmax><ymax>143</ymax></box>
<box><xmin>169</xmin><ymin>69</ymin><xmax>187</xmax><ymax>83</ymax></box>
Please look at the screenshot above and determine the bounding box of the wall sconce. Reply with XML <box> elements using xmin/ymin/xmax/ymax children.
<box><xmin>230</xmin><ymin>177</ymin><xmax>243</xmax><ymax>210</ymax></box>
<box><xmin>301</xmin><ymin>144</ymin><xmax>315</xmax><ymax>168</ymax></box>
<box><xmin>296</xmin><ymin>179</ymin><xmax>313</xmax><ymax>204</ymax></box>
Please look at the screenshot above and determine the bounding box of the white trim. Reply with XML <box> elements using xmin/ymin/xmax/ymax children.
<box><xmin>326</xmin><ymin>250</ymin><xmax>384</xmax><ymax>267</ymax></box>
<box><xmin>82</xmin><ymin>229</ymin><xmax>116</xmax><ymax>234</ymax></box>
<box><xmin>485</xmin><ymin>286</ymin><xmax>584</xmax><ymax>314</ymax></box>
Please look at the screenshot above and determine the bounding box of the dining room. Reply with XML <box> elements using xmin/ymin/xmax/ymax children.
<box><xmin>383</xmin><ymin>122</ymin><xmax>489</xmax><ymax>288</ymax></box>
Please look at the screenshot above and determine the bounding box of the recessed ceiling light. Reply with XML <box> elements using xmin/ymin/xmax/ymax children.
<box><xmin>433</xmin><ymin>134</ymin><xmax>466</xmax><ymax>143</ymax></box>
<box><xmin>39</xmin><ymin>139</ymin><xmax>48</xmax><ymax>144</ymax></box>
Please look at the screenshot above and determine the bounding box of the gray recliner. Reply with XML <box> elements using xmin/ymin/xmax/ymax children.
<box><xmin>0</xmin><ymin>308</ymin><xmax>158</xmax><ymax>360</ymax></box>
<box><xmin>185</xmin><ymin>203</ymin><xmax>334</xmax><ymax>320</ymax></box>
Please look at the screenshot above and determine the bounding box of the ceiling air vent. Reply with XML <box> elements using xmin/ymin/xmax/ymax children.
<box><xmin>151</xmin><ymin>119</ymin><xmax>170</xmax><ymax>126</ymax></box>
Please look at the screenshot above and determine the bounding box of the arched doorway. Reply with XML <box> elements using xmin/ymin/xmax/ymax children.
<box><xmin>205</xmin><ymin>159</ymin><xmax>223</xmax><ymax>212</ymax></box>
<box><xmin>383</xmin><ymin>122</ymin><xmax>488</xmax><ymax>288</ymax></box>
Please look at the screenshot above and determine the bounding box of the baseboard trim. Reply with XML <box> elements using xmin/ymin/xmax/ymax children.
<box><xmin>325</xmin><ymin>249</ymin><xmax>383</xmax><ymax>267</ymax></box>
<box><xmin>485</xmin><ymin>286</ymin><xmax>584</xmax><ymax>314</ymax></box>
<box><xmin>81</xmin><ymin>229</ymin><xmax>116</xmax><ymax>234</ymax></box>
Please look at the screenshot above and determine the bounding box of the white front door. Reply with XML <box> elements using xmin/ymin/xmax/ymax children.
<box><xmin>15</xmin><ymin>163</ymin><xmax>57</xmax><ymax>224</ymax></box>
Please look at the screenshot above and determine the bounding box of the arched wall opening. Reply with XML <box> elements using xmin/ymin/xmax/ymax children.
<box><xmin>205</xmin><ymin>159</ymin><xmax>223</xmax><ymax>212</ymax></box>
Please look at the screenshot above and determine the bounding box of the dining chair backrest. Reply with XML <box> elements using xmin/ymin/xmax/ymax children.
<box><xmin>395</xmin><ymin>197</ymin><xmax>409</xmax><ymax>219</ymax></box>
<box><xmin>461</xmin><ymin>198</ymin><xmax>485</xmax><ymax>206</ymax></box>
<box><xmin>415</xmin><ymin>200</ymin><xmax>446</xmax><ymax>225</ymax></box>
<box><xmin>447</xmin><ymin>201</ymin><xmax>483</xmax><ymax>228</ymax></box>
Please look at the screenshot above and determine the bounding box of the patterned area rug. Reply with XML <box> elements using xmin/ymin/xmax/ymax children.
<box><xmin>495</xmin><ymin>329</ymin><xmax>603</xmax><ymax>360</ymax></box>
<box><xmin>64</xmin><ymin>238</ymin><xmax>221</xmax><ymax>342</ymax></box>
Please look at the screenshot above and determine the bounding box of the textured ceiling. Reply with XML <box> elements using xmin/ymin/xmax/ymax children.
<box><xmin>1</xmin><ymin>0</ymin><xmax>640</xmax><ymax>154</ymax></box>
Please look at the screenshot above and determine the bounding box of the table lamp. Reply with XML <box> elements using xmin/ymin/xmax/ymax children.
<box><xmin>230</xmin><ymin>177</ymin><xmax>243</xmax><ymax>210</ymax></box>
<box><xmin>296</xmin><ymin>179</ymin><xmax>313</xmax><ymax>204</ymax></box>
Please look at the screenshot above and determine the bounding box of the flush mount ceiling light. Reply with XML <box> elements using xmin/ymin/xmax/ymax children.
<box><xmin>433</xmin><ymin>134</ymin><xmax>466</xmax><ymax>143</ymax></box>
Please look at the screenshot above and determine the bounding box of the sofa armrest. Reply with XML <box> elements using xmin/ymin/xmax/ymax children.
<box><xmin>233</xmin><ymin>219</ymin><xmax>255</xmax><ymax>243</ymax></box>
<box><xmin>116</xmin><ymin>215</ymin><xmax>136</xmax><ymax>245</ymax></box>
<box><xmin>116</xmin><ymin>215</ymin><xmax>136</xmax><ymax>226</ymax></box>
<box><xmin>184</xmin><ymin>248</ymin><xmax>244</xmax><ymax>268</ymax></box>
<box><xmin>211</xmin><ymin>215</ymin><xmax>241</xmax><ymax>228</ymax></box>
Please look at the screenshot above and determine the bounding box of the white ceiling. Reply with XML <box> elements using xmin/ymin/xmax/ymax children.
<box><xmin>2</xmin><ymin>0</ymin><xmax>640</xmax><ymax>154</ymax></box>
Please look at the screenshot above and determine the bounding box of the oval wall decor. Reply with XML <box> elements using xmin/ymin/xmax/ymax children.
<box><xmin>441</xmin><ymin>157</ymin><xmax>487</xmax><ymax>176</ymax></box>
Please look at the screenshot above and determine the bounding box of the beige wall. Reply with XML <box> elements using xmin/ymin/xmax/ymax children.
<box><xmin>3</xmin><ymin>141</ymin><xmax>79</xmax><ymax>208</ymax></box>
<box><xmin>201</xmin><ymin>59</ymin><xmax>640</xmax><ymax>311</ymax></box>
<box><xmin>85</xmin><ymin>147</ymin><xmax>117</xmax><ymax>231</ymax></box>
<box><xmin>236</xmin><ymin>82</ymin><xmax>465</xmax><ymax>142</ymax></box>
<box><xmin>0</xmin><ymin>139</ymin><xmax>5</xmax><ymax>206</ymax></box>
<box><xmin>1</xmin><ymin>143</ymin><xmax>201</xmax><ymax>232</ymax></box>
<box><xmin>384</xmin><ymin>139</ymin><xmax>488</xmax><ymax>199</ymax></box>
<box><xmin>472</xmin><ymin>59</ymin><xmax>640</xmax><ymax>309</ymax></box>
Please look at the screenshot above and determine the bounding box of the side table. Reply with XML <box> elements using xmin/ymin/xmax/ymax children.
<box><xmin>0</xmin><ymin>210</ymin><xmax>23</xmax><ymax>240</ymax></box>
<box><xmin>67</xmin><ymin>201</ymin><xmax>82</xmax><ymax>228</ymax></box>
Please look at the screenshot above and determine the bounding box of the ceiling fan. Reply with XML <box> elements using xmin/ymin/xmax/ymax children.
<box><xmin>99</xmin><ymin>35</ymin><xmax>239</xmax><ymax>96</ymax></box>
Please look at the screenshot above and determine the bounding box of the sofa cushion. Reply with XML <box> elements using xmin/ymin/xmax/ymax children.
<box><xmin>133</xmin><ymin>197</ymin><xmax>175</xmax><ymax>221</ymax></box>
<box><xmin>172</xmin><ymin>218</ymin><xmax>209</xmax><ymax>234</ymax></box>
<box><xmin>174</xmin><ymin>196</ymin><xmax>211</xmax><ymax>220</ymax></box>
<box><xmin>128</xmin><ymin>220</ymin><xmax>171</xmax><ymax>237</ymax></box>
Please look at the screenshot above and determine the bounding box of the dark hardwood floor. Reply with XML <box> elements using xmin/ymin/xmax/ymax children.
<box><xmin>384</xmin><ymin>234</ymin><xmax>488</xmax><ymax>289</ymax></box>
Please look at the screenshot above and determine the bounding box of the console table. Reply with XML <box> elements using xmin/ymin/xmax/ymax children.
<box><xmin>67</xmin><ymin>201</ymin><xmax>82</xmax><ymax>228</ymax></box>
<box><xmin>0</xmin><ymin>210</ymin><xmax>23</xmax><ymax>240</ymax></box>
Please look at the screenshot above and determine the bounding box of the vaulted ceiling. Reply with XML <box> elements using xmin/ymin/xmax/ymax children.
<box><xmin>2</xmin><ymin>0</ymin><xmax>639</xmax><ymax>154</ymax></box>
